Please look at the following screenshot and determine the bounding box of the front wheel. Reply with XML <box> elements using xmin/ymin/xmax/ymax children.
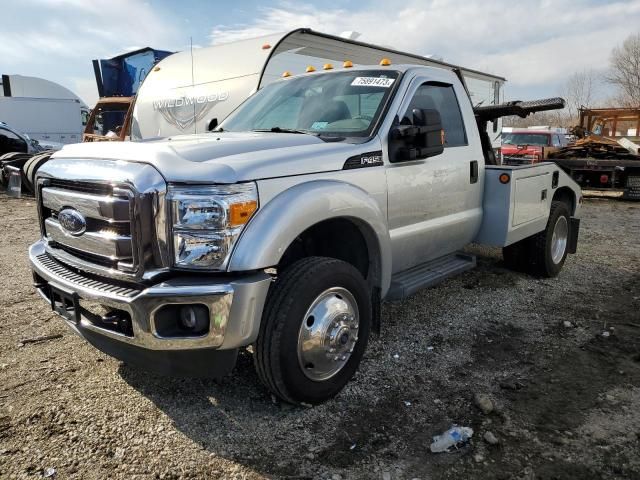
<box><xmin>254</xmin><ymin>257</ymin><xmax>371</xmax><ymax>405</ymax></box>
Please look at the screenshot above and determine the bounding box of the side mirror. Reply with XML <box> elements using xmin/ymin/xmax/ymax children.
<box><xmin>389</xmin><ymin>108</ymin><xmax>444</xmax><ymax>162</ymax></box>
<box><xmin>207</xmin><ymin>118</ymin><xmax>218</xmax><ymax>131</ymax></box>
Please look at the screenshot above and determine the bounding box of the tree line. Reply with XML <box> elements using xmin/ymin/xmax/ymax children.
<box><xmin>505</xmin><ymin>32</ymin><xmax>640</xmax><ymax>128</ymax></box>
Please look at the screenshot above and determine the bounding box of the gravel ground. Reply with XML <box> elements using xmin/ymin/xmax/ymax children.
<box><xmin>0</xmin><ymin>192</ymin><xmax>639</xmax><ymax>480</ymax></box>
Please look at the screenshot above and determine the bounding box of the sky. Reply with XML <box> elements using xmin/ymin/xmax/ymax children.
<box><xmin>1</xmin><ymin>0</ymin><xmax>639</xmax><ymax>106</ymax></box>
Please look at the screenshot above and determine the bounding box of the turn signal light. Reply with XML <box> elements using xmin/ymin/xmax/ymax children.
<box><xmin>499</xmin><ymin>173</ymin><xmax>511</xmax><ymax>184</ymax></box>
<box><xmin>306</xmin><ymin>65</ymin><xmax>316</xmax><ymax>73</ymax></box>
<box><xmin>229</xmin><ymin>200</ymin><xmax>258</xmax><ymax>227</ymax></box>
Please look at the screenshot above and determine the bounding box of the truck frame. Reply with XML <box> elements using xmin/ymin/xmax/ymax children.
<box><xmin>28</xmin><ymin>63</ymin><xmax>582</xmax><ymax>405</ymax></box>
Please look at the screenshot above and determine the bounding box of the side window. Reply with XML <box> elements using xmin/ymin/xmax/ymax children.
<box><xmin>404</xmin><ymin>83</ymin><xmax>467</xmax><ymax>147</ymax></box>
<box><xmin>254</xmin><ymin>96</ymin><xmax>303</xmax><ymax>129</ymax></box>
<box><xmin>0</xmin><ymin>127</ymin><xmax>28</xmax><ymax>154</ymax></box>
<box><xmin>551</xmin><ymin>134</ymin><xmax>561</xmax><ymax>147</ymax></box>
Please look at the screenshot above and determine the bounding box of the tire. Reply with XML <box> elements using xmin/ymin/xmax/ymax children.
<box><xmin>502</xmin><ymin>201</ymin><xmax>571</xmax><ymax>277</ymax></box>
<box><xmin>22</xmin><ymin>151</ymin><xmax>52</xmax><ymax>194</ymax></box>
<box><xmin>254</xmin><ymin>256</ymin><xmax>371</xmax><ymax>405</ymax></box>
<box><xmin>623</xmin><ymin>175</ymin><xmax>640</xmax><ymax>201</ymax></box>
<box><xmin>530</xmin><ymin>201</ymin><xmax>571</xmax><ymax>277</ymax></box>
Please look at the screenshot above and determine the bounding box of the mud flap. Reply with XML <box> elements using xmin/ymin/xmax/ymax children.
<box><xmin>568</xmin><ymin>218</ymin><xmax>580</xmax><ymax>254</ymax></box>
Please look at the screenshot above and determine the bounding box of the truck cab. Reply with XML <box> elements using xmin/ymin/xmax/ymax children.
<box><xmin>28</xmin><ymin>64</ymin><xmax>582</xmax><ymax>405</ymax></box>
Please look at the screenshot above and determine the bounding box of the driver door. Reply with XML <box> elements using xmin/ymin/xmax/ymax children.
<box><xmin>385</xmin><ymin>75</ymin><xmax>483</xmax><ymax>273</ymax></box>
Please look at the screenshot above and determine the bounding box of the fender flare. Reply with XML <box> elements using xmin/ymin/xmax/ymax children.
<box><xmin>229</xmin><ymin>180</ymin><xmax>392</xmax><ymax>295</ymax></box>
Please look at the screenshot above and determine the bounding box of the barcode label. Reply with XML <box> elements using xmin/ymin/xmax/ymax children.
<box><xmin>351</xmin><ymin>77</ymin><xmax>395</xmax><ymax>88</ymax></box>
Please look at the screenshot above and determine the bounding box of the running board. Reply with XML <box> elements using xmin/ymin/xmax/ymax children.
<box><xmin>386</xmin><ymin>252</ymin><xmax>476</xmax><ymax>301</ymax></box>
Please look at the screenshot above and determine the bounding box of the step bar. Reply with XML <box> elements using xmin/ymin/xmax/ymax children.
<box><xmin>386</xmin><ymin>252</ymin><xmax>476</xmax><ymax>301</ymax></box>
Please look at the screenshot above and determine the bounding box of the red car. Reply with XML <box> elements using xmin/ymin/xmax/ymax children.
<box><xmin>501</xmin><ymin>130</ymin><xmax>568</xmax><ymax>165</ymax></box>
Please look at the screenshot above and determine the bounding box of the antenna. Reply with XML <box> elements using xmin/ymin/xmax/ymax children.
<box><xmin>190</xmin><ymin>36</ymin><xmax>196</xmax><ymax>133</ymax></box>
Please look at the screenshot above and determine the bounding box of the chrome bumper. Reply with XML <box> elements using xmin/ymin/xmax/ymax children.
<box><xmin>29</xmin><ymin>240</ymin><xmax>271</xmax><ymax>353</ymax></box>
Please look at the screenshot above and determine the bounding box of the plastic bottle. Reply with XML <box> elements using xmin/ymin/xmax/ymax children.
<box><xmin>430</xmin><ymin>425</ymin><xmax>474</xmax><ymax>453</ymax></box>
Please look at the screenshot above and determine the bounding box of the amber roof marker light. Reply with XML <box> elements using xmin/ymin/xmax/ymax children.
<box><xmin>380</xmin><ymin>58</ymin><xmax>392</xmax><ymax>66</ymax></box>
<box><xmin>343</xmin><ymin>60</ymin><xmax>353</xmax><ymax>68</ymax></box>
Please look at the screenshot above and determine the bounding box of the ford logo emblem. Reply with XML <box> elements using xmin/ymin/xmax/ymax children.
<box><xmin>58</xmin><ymin>208</ymin><xmax>86</xmax><ymax>236</ymax></box>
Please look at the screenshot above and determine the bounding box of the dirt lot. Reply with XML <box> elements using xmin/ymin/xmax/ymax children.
<box><xmin>0</xmin><ymin>193</ymin><xmax>639</xmax><ymax>480</ymax></box>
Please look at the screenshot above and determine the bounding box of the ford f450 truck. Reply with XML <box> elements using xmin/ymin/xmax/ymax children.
<box><xmin>28</xmin><ymin>64</ymin><xmax>582</xmax><ymax>405</ymax></box>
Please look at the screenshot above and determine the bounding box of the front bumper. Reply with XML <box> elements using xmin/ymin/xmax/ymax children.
<box><xmin>29</xmin><ymin>240</ymin><xmax>271</xmax><ymax>377</ymax></box>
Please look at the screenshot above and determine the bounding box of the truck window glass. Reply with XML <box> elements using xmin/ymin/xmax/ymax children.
<box><xmin>254</xmin><ymin>96</ymin><xmax>303</xmax><ymax>130</ymax></box>
<box><xmin>404</xmin><ymin>83</ymin><xmax>467</xmax><ymax>147</ymax></box>
<box><xmin>503</xmin><ymin>133</ymin><xmax>550</xmax><ymax>146</ymax></box>
<box><xmin>0</xmin><ymin>127</ymin><xmax>28</xmax><ymax>154</ymax></box>
<box><xmin>220</xmin><ymin>70</ymin><xmax>400</xmax><ymax>138</ymax></box>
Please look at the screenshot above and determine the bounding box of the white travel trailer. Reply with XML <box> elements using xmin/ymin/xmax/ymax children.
<box><xmin>132</xmin><ymin>28</ymin><xmax>505</xmax><ymax>142</ymax></box>
<box><xmin>0</xmin><ymin>74</ymin><xmax>89</xmax><ymax>145</ymax></box>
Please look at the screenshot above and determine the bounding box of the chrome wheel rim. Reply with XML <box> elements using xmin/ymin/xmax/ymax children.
<box><xmin>551</xmin><ymin>215</ymin><xmax>568</xmax><ymax>264</ymax></box>
<box><xmin>297</xmin><ymin>287</ymin><xmax>359</xmax><ymax>381</ymax></box>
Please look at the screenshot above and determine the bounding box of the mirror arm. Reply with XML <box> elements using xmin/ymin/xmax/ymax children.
<box><xmin>392</xmin><ymin>124</ymin><xmax>440</xmax><ymax>139</ymax></box>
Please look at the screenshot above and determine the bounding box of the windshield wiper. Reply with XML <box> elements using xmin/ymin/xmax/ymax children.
<box><xmin>252</xmin><ymin>127</ymin><xmax>346</xmax><ymax>142</ymax></box>
<box><xmin>252</xmin><ymin>127</ymin><xmax>311</xmax><ymax>135</ymax></box>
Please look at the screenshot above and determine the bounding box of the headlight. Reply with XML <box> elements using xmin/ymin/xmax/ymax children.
<box><xmin>168</xmin><ymin>183</ymin><xmax>258</xmax><ymax>270</ymax></box>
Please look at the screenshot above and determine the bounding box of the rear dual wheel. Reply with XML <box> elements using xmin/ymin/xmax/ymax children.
<box><xmin>254</xmin><ymin>257</ymin><xmax>371</xmax><ymax>405</ymax></box>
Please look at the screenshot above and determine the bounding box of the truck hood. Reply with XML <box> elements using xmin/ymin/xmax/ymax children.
<box><xmin>53</xmin><ymin>132</ymin><xmax>370</xmax><ymax>183</ymax></box>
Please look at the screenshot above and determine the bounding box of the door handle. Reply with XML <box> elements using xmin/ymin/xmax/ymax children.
<box><xmin>470</xmin><ymin>160</ymin><xmax>479</xmax><ymax>184</ymax></box>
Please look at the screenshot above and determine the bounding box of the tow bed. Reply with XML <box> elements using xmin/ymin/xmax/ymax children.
<box><xmin>475</xmin><ymin>163</ymin><xmax>581</xmax><ymax>249</ymax></box>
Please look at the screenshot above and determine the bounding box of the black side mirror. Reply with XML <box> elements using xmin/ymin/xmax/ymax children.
<box><xmin>389</xmin><ymin>108</ymin><xmax>444</xmax><ymax>162</ymax></box>
<box><xmin>207</xmin><ymin>118</ymin><xmax>218</xmax><ymax>131</ymax></box>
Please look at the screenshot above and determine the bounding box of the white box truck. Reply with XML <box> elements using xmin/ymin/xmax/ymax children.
<box><xmin>0</xmin><ymin>74</ymin><xmax>88</xmax><ymax>145</ymax></box>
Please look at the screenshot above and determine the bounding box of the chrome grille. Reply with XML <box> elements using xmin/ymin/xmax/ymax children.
<box><xmin>41</xmin><ymin>184</ymin><xmax>136</xmax><ymax>272</ymax></box>
<box><xmin>35</xmin><ymin>158</ymin><xmax>169</xmax><ymax>281</ymax></box>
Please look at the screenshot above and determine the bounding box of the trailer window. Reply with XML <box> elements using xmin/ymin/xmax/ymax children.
<box><xmin>404</xmin><ymin>83</ymin><xmax>467</xmax><ymax>147</ymax></box>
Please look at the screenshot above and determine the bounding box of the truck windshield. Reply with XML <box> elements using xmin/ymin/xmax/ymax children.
<box><xmin>502</xmin><ymin>133</ymin><xmax>550</xmax><ymax>146</ymax></box>
<box><xmin>219</xmin><ymin>70</ymin><xmax>400</xmax><ymax>138</ymax></box>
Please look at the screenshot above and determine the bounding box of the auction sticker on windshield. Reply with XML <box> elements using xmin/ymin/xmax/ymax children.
<box><xmin>351</xmin><ymin>77</ymin><xmax>395</xmax><ymax>87</ymax></box>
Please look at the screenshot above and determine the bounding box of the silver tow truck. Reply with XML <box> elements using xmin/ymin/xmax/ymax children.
<box><xmin>29</xmin><ymin>63</ymin><xmax>582</xmax><ymax>404</ymax></box>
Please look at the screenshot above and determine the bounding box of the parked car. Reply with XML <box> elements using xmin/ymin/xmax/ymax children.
<box><xmin>501</xmin><ymin>129</ymin><xmax>568</xmax><ymax>165</ymax></box>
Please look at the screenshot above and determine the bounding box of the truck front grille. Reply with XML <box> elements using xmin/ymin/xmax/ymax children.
<box><xmin>41</xmin><ymin>182</ymin><xmax>137</xmax><ymax>273</ymax></box>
